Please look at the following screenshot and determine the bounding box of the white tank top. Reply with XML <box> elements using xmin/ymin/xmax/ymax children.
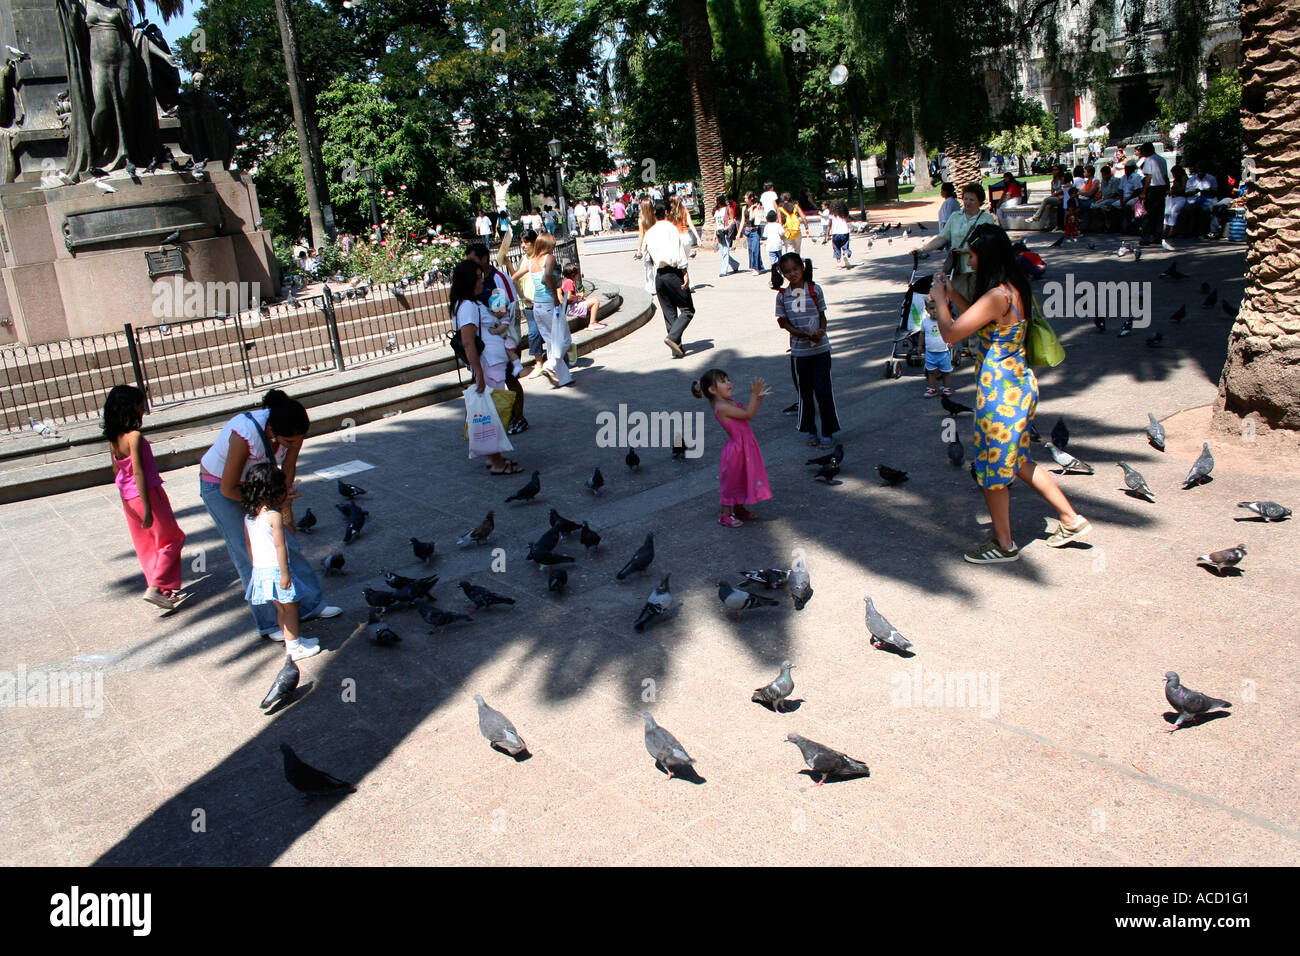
<box><xmin>244</xmin><ymin>511</ymin><xmax>279</xmax><ymax>570</ymax></box>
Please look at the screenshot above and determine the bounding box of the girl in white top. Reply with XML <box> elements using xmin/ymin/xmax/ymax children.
<box><xmin>241</xmin><ymin>462</ymin><xmax>319</xmax><ymax>661</ymax></box>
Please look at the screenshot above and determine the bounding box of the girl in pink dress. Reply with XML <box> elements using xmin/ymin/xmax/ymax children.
<box><xmin>103</xmin><ymin>384</ymin><xmax>187</xmax><ymax>609</ymax></box>
<box><xmin>692</xmin><ymin>369</ymin><xmax>773</xmax><ymax>527</ymax></box>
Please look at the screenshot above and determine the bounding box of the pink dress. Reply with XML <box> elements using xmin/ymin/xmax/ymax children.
<box><xmin>717</xmin><ymin>401</ymin><xmax>772</xmax><ymax>506</ymax></box>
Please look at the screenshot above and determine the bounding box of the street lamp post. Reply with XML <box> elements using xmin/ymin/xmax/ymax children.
<box><xmin>361</xmin><ymin>166</ymin><xmax>381</xmax><ymax>241</ymax></box>
<box><xmin>547</xmin><ymin>137</ymin><xmax>567</xmax><ymax>236</ymax></box>
<box><xmin>830</xmin><ymin>64</ymin><xmax>867</xmax><ymax>220</ymax></box>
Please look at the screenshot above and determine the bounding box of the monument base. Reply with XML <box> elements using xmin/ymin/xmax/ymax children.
<box><xmin>0</xmin><ymin>168</ymin><xmax>279</xmax><ymax>345</ymax></box>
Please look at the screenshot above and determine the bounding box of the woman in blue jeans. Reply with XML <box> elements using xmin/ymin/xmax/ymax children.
<box><xmin>714</xmin><ymin>193</ymin><xmax>739</xmax><ymax>276</ymax></box>
<box><xmin>199</xmin><ymin>389</ymin><xmax>340</xmax><ymax>642</ymax></box>
<box><xmin>743</xmin><ymin>191</ymin><xmax>764</xmax><ymax>274</ymax></box>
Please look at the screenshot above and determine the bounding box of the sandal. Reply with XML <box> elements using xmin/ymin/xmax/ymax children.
<box><xmin>490</xmin><ymin>461</ymin><xmax>524</xmax><ymax>476</ymax></box>
<box><xmin>806</xmin><ymin>436</ymin><xmax>821</xmax><ymax>446</ymax></box>
<box><xmin>718</xmin><ymin>514</ymin><xmax>744</xmax><ymax>528</ymax></box>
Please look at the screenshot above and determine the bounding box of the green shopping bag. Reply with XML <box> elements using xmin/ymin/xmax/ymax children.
<box><xmin>1026</xmin><ymin>297</ymin><xmax>1066</xmax><ymax>368</ymax></box>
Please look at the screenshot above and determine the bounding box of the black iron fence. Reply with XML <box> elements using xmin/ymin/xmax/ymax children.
<box><xmin>0</xmin><ymin>236</ymin><xmax>583</xmax><ymax>435</ymax></box>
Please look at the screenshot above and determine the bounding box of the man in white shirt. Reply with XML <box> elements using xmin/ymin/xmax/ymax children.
<box><xmin>760</xmin><ymin>182</ymin><xmax>778</xmax><ymax>214</ymax></box>
<box><xmin>474</xmin><ymin>212</ymin><xmax>492</xmax><ymax>243</ymax></box>
<box><xmin>1137</xmin><ymin>142</ymin><xmax>1169</xmax><ymax>246</ymax></box>
<box><xmin>644</xmin><ymin>202</ymin><xmax>694</xmax><ymax>358</ymax></box>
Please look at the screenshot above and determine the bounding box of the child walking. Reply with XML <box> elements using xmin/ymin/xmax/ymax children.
<box><xmin>763</xmin><ymin>210</ymin><xmax>784</xmax><ymax>267</ymax></box>
<box><xmin>772</xmin><ymin>254</ymin><xmax>840</xmax><ymax>448</ymax></box>
<box><xmin>103</xmin><ymin>384</ymin><xmax>186</xmax><ymax>610</ymax></box>
<box><xmin>827</xmin><ymin>198</ymin><xmax>853</xmax><ymax>267</ymax></box>
<box><xmin>692</xmin><ymin>369</ymin><xmax>772</xmax><ymax>528</ymax></box>
<box><xmin>921</xmin><ymin>295</ymin><xmax>953</xmax><ymax>397</ymax></box>
<box><xmin>242</xmin><ymin>462</ymin><xmax>320</xmax><ymax>661</ymax></box>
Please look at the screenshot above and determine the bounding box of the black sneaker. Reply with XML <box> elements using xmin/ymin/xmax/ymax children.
<box><xmin>782</xmin><ymin>403</ymin><xmax>799</xmax><ymax>415</ymax></box>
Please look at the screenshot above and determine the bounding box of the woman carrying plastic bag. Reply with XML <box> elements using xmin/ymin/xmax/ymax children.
<box><xmin>450</xmin><ymin>259</ymin><xmax>523</xmax><ymax>475</ymax></box>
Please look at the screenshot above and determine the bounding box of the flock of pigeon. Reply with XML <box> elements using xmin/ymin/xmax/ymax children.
<box><xmin>271</xmin><ymin>466</ymin><xmax>893</xmax><ymax>795</ymax></box>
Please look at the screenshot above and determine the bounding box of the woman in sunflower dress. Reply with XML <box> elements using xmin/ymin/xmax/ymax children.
<box><xmin>931</xmin><ymin>224</ymin><xmax>1091</xmax><ymax>564</ymax></box>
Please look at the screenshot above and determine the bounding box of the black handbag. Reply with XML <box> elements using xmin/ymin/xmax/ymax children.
<box><xmin>448</xmin><ymin>325</ymin><xmax>485</xmax><ymax>366</ymax></box>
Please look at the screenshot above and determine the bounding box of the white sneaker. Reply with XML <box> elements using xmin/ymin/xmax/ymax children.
<box><xmin>511</xmin><ymin>359</ymin><xmax>524</xmax><ymax>377</ymax></box>
<box><xmin>527</xmin><ymin>364</ymin><xmax>545</xmax><ymax>379</ymax></box>
<box><xmin>303</xmin><ymin>605</ymin><xmax>342</xmax><ymax>621</ymax></box>
<box><xmin>263</xmin><ymin>628</ymin><xmax>285</xmax><ymax>642</ymax></box>
<box><xmin>1161</xmin><ymin>240</ymin><xmax>1175</xmax><ymax>251</ymax></box>
<box><xmin>287</xmin><ymin>637</ymin><xmax>321</xmax><ymax>661</ymax></box>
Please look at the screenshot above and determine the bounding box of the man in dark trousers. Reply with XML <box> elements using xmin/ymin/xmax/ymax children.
<box><xmin>643</xmin><ymin>203</ymin><xmax>695</xmax><ymax>358</ymax></box>
<box><xmin>1137</xmin><ymin>142</ymin><xmax>1170</xmax><ymax>249</ymax></box>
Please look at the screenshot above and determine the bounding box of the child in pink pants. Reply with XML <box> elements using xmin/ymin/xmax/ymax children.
<box><xmin>103</xmin><ymin>385</ymin><xmax>186</xmax><ymax>609</ymax></box>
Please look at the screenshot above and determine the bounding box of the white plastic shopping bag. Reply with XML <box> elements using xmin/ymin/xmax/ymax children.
<box><xmin>907</xmin><ymin>293</ymin><xmax>928</xmax><ymax>334</ymax></box>
<box><xmin>465</xmin><ymin>386</ymin><xmax>515</xmax><ymax>458</ymax></box>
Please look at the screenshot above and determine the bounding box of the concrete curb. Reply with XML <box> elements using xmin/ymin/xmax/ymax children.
<box><xmin>0</xmin><ymin>279</ymin><xmax>651</xmax><ymax>503</ymax></box>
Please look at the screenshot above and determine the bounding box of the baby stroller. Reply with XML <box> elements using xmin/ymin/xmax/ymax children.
<box><xmin>884</xmin><ymin>249</ymin><xmax>960</xmax><ymax>379</ymax></box>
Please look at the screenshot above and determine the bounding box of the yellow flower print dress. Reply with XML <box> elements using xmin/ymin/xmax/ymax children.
<box><xmin>973</xmin><ymin>286</ymin><xmax>1036</xmax><ymax>489</ymax></box>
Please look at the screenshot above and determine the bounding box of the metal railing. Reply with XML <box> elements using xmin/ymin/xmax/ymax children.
<box><xmin>0</xmin><ymin>237</ymin><xmax>584</xmax><ymax>436</ymax></box>
<box><xmin>0</xmin><ymin>330</ymin><xmax>136</xmax><ymax>435</ymax></box>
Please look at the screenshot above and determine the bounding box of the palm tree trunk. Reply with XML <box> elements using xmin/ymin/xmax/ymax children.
<box><xmin>678</xmin><ymin>0</ymin><xmax>726</xmax><ymax>248</ymax></box>
<box><xmin>945</xmin><ymin>141</ymin><xmax>983</xmax><ymax>200</ymax></box>
<box><xmin>1213</xmin><ymin>0</ymin><xmax>1300</xmax><ymax>438</ymax></box>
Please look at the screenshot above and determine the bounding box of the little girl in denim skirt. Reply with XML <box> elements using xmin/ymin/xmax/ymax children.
<box><xmin>242</xmin><ymin>462</ymin><xmax>320</xmax><ymax>661</ymax></box>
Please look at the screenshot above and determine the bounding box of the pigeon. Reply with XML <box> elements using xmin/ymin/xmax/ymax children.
<box><xmin>1094</xmin><ymin>316</ymin><xmax>1107</xmax><ymax>333</ymax></box>
<box><xmin>474</xmin><ymin>694</ymin><xmax>527</xmax><ymax>755</ymax></box>
<box><xmin>585</xmin><ymin>467</ymin><xmax>604</xmax><ymax>495</ymax></box>
<box><xmin>1146</xmin><ymin>413</ymin><xmax>1165</xmax><ymax>451</ymax></box>
<box><xmin>280</xmin><ymin>744</ymin><xmax>356</xmax><ymax>796</ymax></box>
<box><xmin>1237</xmin><ymin>500</ymin><xmax>1291</xmax><ymax>522</ymax></box>
<box><xmin>1200</xmin><ymin>282</ymin><xmax>1211</xmax><ymax>294</ymax></box>
<box><xmin>383</xmin><ymin>570</ymin><xmax>418</xmax><ymax>589</ymax></box>
<box><xmin>877</xmin><ymin>464</ymin><xmax>909</xmax><ymax>486</ymax></box>
<box><xmin>1117</xmin><ymin>462</ymin><xmax>1154</xmax><ymax>500</ymax></box>
<box><xmin>191</xmin><ymin>160</ymin><xmax>208</xmax><ymax>182</ymax></box>
<box><xmin>916</xmin><ymin>222</ymin><xmax>927</xmax><ymax>230</ymax></box>
<box><xmin>260</xmin><ymin>655</ymin><xmax>299</xmax><ymax>709</ymax></box>
<box><xmin>1146</xmin><ymin>332</ymin><xmax>1163</xmax><ymax>347</ymax></box>
<box><xmin>385</xmin><ymin>336</ymin><xmax>398</xmax><ymax>352</ymax></box>
<box><xmin>296</xmin><ymin>508</ymin><xmax>317</xmax><ymax>533</ymax></box>
<box><xmin>1168</xmin><ymin>305</ymin><xmax>1186</xmax><ymax>323</ymax></box>
<box><xmin>752</xmin><ymin>661</ymin><xmax>795</xmax><ymax>712</ymax></box>
<box><xmin>94</xmin><ymin>179</ymin><xmax>117</xmax><ymax>193</ymax></box>
<box><xmin>1118</xmin><ymin>317</ymin><xmax>1134</xmax><ymax>337</ymax></box>
<box><xmin>337</xmin><ymin>480</ymin><xmax>366</xmax><ymax>499</ymax></box>
<box><xmin>548</xmin><ymin>509</ymin><xmax>581</xmax><ymax>536</ymax></box>
<box><xmin>948</xmin><ymin>438</ymin><xmax>965</xmax><ymax>467</ymax></box>
<box><xmin>411</xmin><ymin>536</ymin><xmax>438</xmax><ymax>563</ymax></box>
<box><xmin>1195</xmin><ymin>544</ymin><xmax>1246</xmax><ymax>572</ymax></box>
<box><xmin>363</xmin><ymin>587</ymin><xmax>407</xmax><ymax>609</ymax></box>
<box><xmin>1203</xmin><ymin>289</ymin><xmax>1217</xmax><ymax>307</ymax></box>
<box><xmin>160</xmin><ymin>227</ymin><xmax>181</xmax><ymax>245</ymax></box>
<box><xmin>718</xmin><ymin>582</ymin><xmax>780</xmax><ymax>619</ymax></box>
<box><xmin>785</xmin><ymin>733</ymin><xmax>870</xmax><ymax>786</ymax></box>
<box><xmin>941</xmin><ymin>394</ymin><xmax>973</xmax><ymax>416</ymax></box>
<box><xmin>616</xmin><ymin>533</ymin><xmax>654</xmax><ymax>580</ymax></box>
<box><xmin>813</xmin><ymin>462</ymin><xmax>840</xmax><ymax>483</ymax></box>
<box><xmin>625</xmin><ymin>448</ymin><xmax>641</xmax><ymax>472</ymax></box>
<box><xmin>5</xmin><ymin>43</ymin><xmax>29</xmax><ymax>60</ymax></box>
<box><xmin>739</xmin><ymin>568</ymin><xmax>789</xmax><ymax>589</ymax></box>
<box><xmin>1133</xmin><ymin>245</ymin><xmax>1142</xmax><ymax>261</ymax></box>
<box><xmin>457</xmin><ymin>511</ymin><xmax>494</xmax><ymax>546</ymax></box>
<box><xmin>641</xmin><ymin>713</ymin><xmax>695</xmax><ymax>780</ymax></box>
<box><xmin>1223</xmin><ymin>300</ymin><xmax>1238</xmax><ymax>319</ymax></box>
<box><xmin>459</xmin><ymin>581</ymin><xmax>515</xmax><ymax>610</ymax></box>
<box><xmin>807</xmin><ymin>443</ymin><xmax>844</xmax><ymax>467</ymax></box>
<box><xmin>547</xmin><ymin>566</ymin><xmax>568</xmax><ymax>593</ymax></box>
<box><xmin>1042</xmin><ymin>441</ymin><xmax>1094</xmax><ymax>475</ymax></box>
<box><xmin>417</xmin><ymin>600</ymin><xmax>471</xmax><ymax>629</ymax></box>
<box><xmin>527</xmin><ymin>543</ymin><xmax>575</xmax><ymax>567</ymax></box>
<box><xmin>1050</xmin><ymin>417</ymin><xmax>1069</xmax><ymax>449</ymax></box>
<box><xmin>1164</xmin><ymin>672</ymin><xmax>1231</xmax><ymax>730</ymax></box>
<box><xmin>367</xmin><ymin>608</ymin><xmax>401</xmax><ymax>645</ymax></box>
<box><xmin>343</xmin><ymin>505</ymin><xmax>366</xmax><ymax>543</ymax></box>
<box><xmin>788</xmin><ymin>551</ymin><xmax>813</xmax><ymax>610</ymax></box>
<box><xmin>864</xmin><ymin>596</ymin><xmax>912</xmax><ymax>652</ymax></box>
<box><xmin>28</xmin><ymin>417</ymin><xmax>60</xmax><ymax>439</ymax></box>
<box><xmin>579</xmin><ymin>522</ymin><xmax>601</xmax><ymax>553</ymax></box>
<box><xmin>672</xmin><ymin>434</ymin><xmax>687</xmax><ymax>460</ymax></box>
<box><xmin>321</xmin><ymin>552</ymin><xmax>345</xmax><ymax>574</ymax></box>
<box><xmin>533</xmin><ymin>525</ymin><xmax>562</xmax><ymax>555</ymax></box>
<box><xmin>393</xmin><ymin>574</ymin><xmax>438</xmax><ymax>601</ymax></box>
<box><xmin>1049</xmin><ymin>234</ymin><xmax>1065</xmax><ymax>248</ymax></box>
<box><xmin>1158</xmin><ymin>260</ymin><xmax>1186</xmax><ymax>280</ymax></box>
<box><xmin>1182</xmin><ymin>443</ymin><xmax>1214</xmax><ymax>488</ymax></box>
<box><xmin>633</xmin><ymin>574</ymin><xmax>673</xmax><ymax>631</ymax></box>
<box><xmin>505</xmin><ymin>471</ymin><xmax>541</xmax><ymax>503</ymax></box>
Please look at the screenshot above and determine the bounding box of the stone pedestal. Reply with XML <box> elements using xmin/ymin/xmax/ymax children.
<box><xmin>0</xmin><ymin>168</ymin><xmax>279</xmax><ymax>344</ymax></box>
